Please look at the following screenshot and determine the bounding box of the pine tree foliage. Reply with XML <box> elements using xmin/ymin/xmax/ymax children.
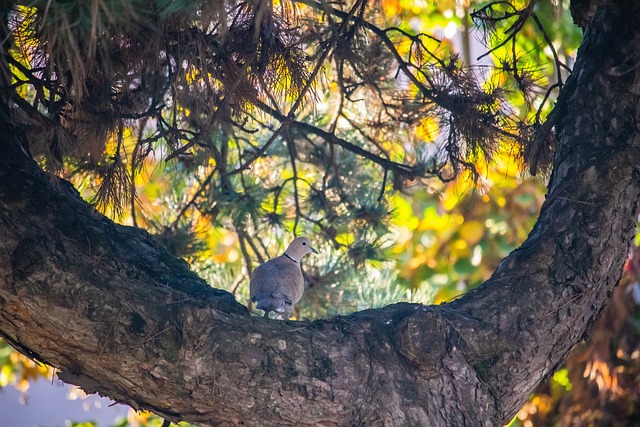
<box><xmin>1</xmin><ymin>0</ymin><xmax>568</xmax><ymax>301</ymax></box>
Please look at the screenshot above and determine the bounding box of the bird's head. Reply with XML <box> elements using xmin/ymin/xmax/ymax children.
<box><xmin>285</xmin><ymin>237</ymin><xmax>318</xmax><ymax>262</ymax></box>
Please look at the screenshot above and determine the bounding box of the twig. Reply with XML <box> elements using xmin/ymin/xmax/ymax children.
<box><xmin>168</xmin><ymin>168</ymin><xmax>216</xmax><ymax>230</ymax></box>
<box><xmin>286</xmin><ymin>132</ymin><xmax>301</xmax><ymax>234</ymax></box>
<box><xmin>531</xmin><ymin>13</ymin><xmax>570</xmax><ymax>89</ymax></box>
<box><xmin>226</xmin><ymin>121</ymin><xmax>290</xmax><ymax>175</ymax></box>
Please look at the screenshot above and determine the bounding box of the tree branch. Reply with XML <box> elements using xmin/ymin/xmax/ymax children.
<box><xmin>1</xmin><ymin>2</ymin><xmax>640</xmax><ymax>427</ymax></box>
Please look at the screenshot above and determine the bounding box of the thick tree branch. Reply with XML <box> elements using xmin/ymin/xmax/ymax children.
<box><xmin>1</xmin><ymin>2</ymin><xmax>640</xmax><ymax>426</ymax></box>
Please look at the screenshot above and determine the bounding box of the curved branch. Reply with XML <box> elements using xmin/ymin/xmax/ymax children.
<box><xmin>1</xmin><ymin>2</ymin><xmax>640</xmax><ymax>427</ymax></box>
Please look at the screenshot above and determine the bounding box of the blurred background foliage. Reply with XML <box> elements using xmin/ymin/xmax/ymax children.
<box><xmin>0</xmin><ymin>0</ymin><xmax>638</xmax><ymax>426</ymax></box>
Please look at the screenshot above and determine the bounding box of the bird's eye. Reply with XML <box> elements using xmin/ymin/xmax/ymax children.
<box><xmin>302</xmin><ymin>241</ymin><xmax>307</xmax><ymax>246</ymax></box>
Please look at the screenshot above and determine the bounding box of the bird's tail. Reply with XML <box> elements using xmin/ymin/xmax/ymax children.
<box><xmin>255</xmin><ymin>298</ymin><xmax>287</xmax><ymax>314</ymax></box>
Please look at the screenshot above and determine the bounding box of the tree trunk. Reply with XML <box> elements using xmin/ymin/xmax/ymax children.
<box><xmin>2</xmin><ymin>1</ymin><xmax>640</xmax><ymax>426</ymax></box>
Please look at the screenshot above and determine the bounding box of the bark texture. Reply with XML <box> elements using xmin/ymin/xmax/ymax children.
<box><xmin>2</xmin><ymin>1</ymin><xmax>640</xmax><ymax>426</ymax></box>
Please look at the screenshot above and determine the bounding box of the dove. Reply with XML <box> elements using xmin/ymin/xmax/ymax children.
<box><xmin>250</xmin><ymin>237</ymin><xmax>318</xmax><ymax>319</ymax></box>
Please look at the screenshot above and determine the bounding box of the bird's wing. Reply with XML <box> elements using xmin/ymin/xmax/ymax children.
<box><xmin>249</xmin><ymin>256</ymin><xmax>304</xmax><ymax>304</ymax></box>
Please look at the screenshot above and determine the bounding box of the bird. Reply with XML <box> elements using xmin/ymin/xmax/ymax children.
<box><xmin>250</xmin><ymin>237</ymin><xmax>318</xmax><ymax>319</ymax></box>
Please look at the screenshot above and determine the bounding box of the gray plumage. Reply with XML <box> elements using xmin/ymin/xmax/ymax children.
<box><xmin>250</xmin><ymin>237</ymin><xmax>318</xmax><ymax>319</ymax></box>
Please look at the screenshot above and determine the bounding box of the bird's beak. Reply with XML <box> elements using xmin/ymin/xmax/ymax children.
<box><xmin>311</xmin><ymin>247</ymin><xmax>318</xmax><ymax>254</ymax></box>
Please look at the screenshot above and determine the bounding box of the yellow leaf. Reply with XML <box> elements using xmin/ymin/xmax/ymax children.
<box><xmin>418</xmin><ymin>206</ymin><xmax>449</xmax><ymax>231</ymax></box>
<box><xmin>382</xmin><ymin>0</ymin><xmax>400</xmax><ymax>18</ymax></box>
<box><xmin>450</xmin><ymin>239</ymin><xmax>469</xmax><ymax>259</ymax></box>
<box><xmin>335</xmin><ymin>233</ymin><xmax>354</xmax><ymax>246</ymax></box>
<box><xmin>458</xmin><ymin>220</ymin><xmax>485</xmax><ymax>246</ymax></box>
<box><xmin>416</xmin><ymin>118</ymin><xmax>439</xmax><ymax>142</ymax></box>
<box><xmin>442</xmin><ymin>188</ymin><xmax>460</xmax><ymax>210</ymax></box>
<box><xmin>17</xmin><ymin>378</ymin><xmax>30</xmax><ymax>392</ymax></box>
<box><xmin>0</xmin><ymin>365</ymin><xmax>12</xmax><ymax>387</ymax></box>
<box><xmin>392</xmin><ymin>196</ymin><xmax>419</xmax><ymax>230</ymax></box>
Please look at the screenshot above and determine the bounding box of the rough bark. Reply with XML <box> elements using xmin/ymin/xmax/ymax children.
<box><xmin>2</xmin><ymin>1</ymin><xmax>640</xmax><ymax>426</ymax></box>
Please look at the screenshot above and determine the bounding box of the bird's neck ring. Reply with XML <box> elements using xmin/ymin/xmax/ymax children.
<box><xmin>283</xmin><ymin>252</ymin><xmax>297</xmax><ymax>263</ymax></box>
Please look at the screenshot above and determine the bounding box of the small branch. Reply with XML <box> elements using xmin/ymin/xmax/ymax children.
<box><xmin>378</xmin><ymin>168</ymin><xmax>388</xmax><ymax>203</ymax></box>
<box><xmin>474</xmin><ymin>2</ymin><xmax>535</xmax><ymax>61</ymax></box>
<box><xmin>286</xmin><ymin>131</ymin><xmax>301</xmax><ymax>235</ymax></box>
<box><xmin>226</xmin><ymin>121</ymin><xmax>289</xmax><ymax>176</ymax></box>
<box><xmin>294</xmin><ymin>120</ymin><xmax>415</xmax><ymax>176</ymax></box>
<box><xmin>531</xmin><ymin>13</ymin><xmax>570</xmax><ymax>91</ymax></box>
<box><xmin>255</xmin><ymin>100</ymin><xmax>417</xmax><ymax>177</ymax></box>
<box><xmin>168</xmin><ymin>168</ymin><xmax>216</xmax><ymax>230</ymax></box>
<box><xmin>237</xmin><ymin>229</ymin><xmax>255</xmax><ymax>280</ymax></box>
